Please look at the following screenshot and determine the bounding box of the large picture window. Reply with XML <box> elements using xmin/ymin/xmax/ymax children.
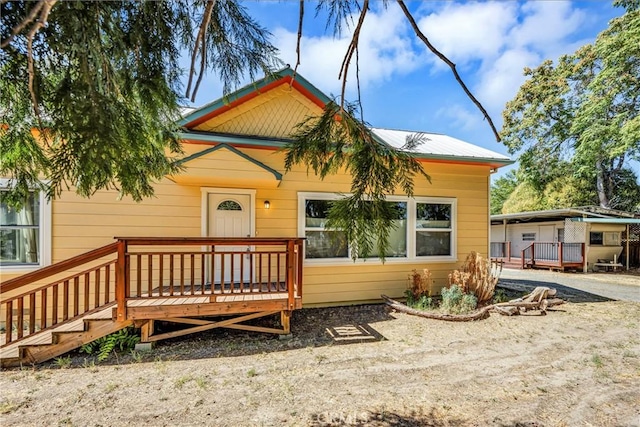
<box><xmin>298</xmin><ymin>193</ymin><xmax>456</xmax><ymax>263</ymax></box>
<box><xmin>0</xmin><ymin>181</ymin><xmax>51</xmax><ymax>270</ymax></box>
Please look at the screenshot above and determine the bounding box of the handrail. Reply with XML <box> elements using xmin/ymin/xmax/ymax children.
<box><xmin>117</xmin><ymin>237</ymin><xmax>305</xmax><ymax>246</ymax></box>
<box><xmin>1</xmin><ymin>242</ymin><xmax>119</xmax><ymax>294</ymax></box>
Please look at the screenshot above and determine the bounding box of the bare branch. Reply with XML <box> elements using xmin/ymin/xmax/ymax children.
<box><xmin>186</xmin><ymin>0</ymin><xmax>216</xmax><ymax>100</ymax></box>
<box><xmin>0</xmin><ymin>0</ymin><xmax>44</xmax><ymax>49</ymax></box>
<box><xmin>396</xmin><ymin>0</ymin><xmax>502</xmax><ymax>142</ymax></box>
<box><xmin>338</xmin><ymin>0</ymin><xmax>368</xmax><ymax>109</ymax></box>
<box><xmin>191</xmin><ymin>35</ymin><xmax>208</xmax><ymax>103</ymax></box>
<box><xmin>26</xmin><ymin>0</ymin><xmax>57</xmax><ymax>130</ymax></box>
<box><xmin>292</xmin><ymin>0</ymin><xmax>304</xmax><ymax>82</ymax></box>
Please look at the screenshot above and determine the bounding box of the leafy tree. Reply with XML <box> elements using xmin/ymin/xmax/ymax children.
<box><xmin>490</xmin><ymin>170</ymin><xmax>518</xmax><ymax>215</ymax></box>
<box><xmin>501</xmin><ymin>2</ymin><xmax>640</xmax><ymax>210</ymax></box>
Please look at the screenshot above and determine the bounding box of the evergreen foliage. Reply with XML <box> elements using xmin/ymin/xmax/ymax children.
<box><xmin>0</xmin><ymin>0</ymin><xmax>279</xmax><ymax>209</ymax></box>
<box><xmin>284</xmin><ymin>101</ymin><xmax>430</xmax><ymax>260</ymax></box>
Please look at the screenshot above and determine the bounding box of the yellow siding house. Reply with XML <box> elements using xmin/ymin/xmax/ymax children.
<box><xmin>1</xmin><ymin>68</ymin><xmax>513</xmax><ymax>305</ymax></box>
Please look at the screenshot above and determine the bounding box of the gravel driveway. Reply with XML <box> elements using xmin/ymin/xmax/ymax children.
<box><xmin>499</xmin><ymin>268</ymin><xmax>640</xmax><ymax>302</ymax></box>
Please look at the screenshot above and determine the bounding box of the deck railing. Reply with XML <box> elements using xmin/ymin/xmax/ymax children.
<box><xmin>1</xmin><ymin>243</ymin><xmax>119</xmax><ymax>346</ymax></box>
<box><xmin>490</xmin><ymin>241</ymin><xmax>511</xmax><ymax>260</ymax></box>
<box><xmin>521</xmin><ymin>242</ymin><xmax>584</xmax><ymax>269</ymax></box>
<box><xmin>1</xmin><ymin>237</ymin><xmax>304</xmax><ymax>347</ymax></box>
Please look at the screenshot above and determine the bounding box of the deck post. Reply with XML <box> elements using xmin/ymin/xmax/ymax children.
<box><xmin>296</xmin><ymin>240</ymin><xmax>303</xmax><ymax>299</ymax></box>
<box><xmin>281</xmin><ymin>310</ymin><xmax>291</xmax><ymax>334</ymax></box>
<box><xmin>558</xmin><ymin>242</ymin><xmax>563</xmax><ymax>266</ymax></box>
<box><xmin>506</xmin><ymin>241</ymin><xmax>511</xmax><ymax>262</ymax></box>
<box><xmin>286</xmin><ymin>240</ymin><xmax>295</xmax><ymax>310</ymax></box>
<box><xmin>140</xmin><ymin>320</ymin><xmax>154</xmax><ymax>342</ymax></box>
<box><xmin>116</xmin><ymin>239</ymin><xmax>129</xmax><ymax>322</ymax></box>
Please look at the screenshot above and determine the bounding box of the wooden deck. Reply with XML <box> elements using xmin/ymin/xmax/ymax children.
<box><xmin>492</xmin><ymin>241</ymin><xmax>585</xmax><ymax>271</ymax></box>
<box><xmin>1</xmin><ymin>237</ymin><xmax>304</xmax><ymax>367</ymax></box>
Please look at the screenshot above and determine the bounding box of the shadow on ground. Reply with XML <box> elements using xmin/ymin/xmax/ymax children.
<box><xmin>39</xmin><ymin>304</ymin><xmax>396</xmax><ymax>369</ymax></box>
<box><xmin>498</xmin><ymin>278</ymin><xmax>612</xmax><ymax>303</ymax></box>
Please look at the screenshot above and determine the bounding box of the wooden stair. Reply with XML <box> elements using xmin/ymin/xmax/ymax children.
<box><xmin>1</xmin><ymin>303</ymin><xmax>132</xmax><ymax>368</ymax></box>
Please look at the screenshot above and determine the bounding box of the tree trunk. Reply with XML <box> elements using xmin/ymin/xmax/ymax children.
<box><xmin>595</xmin><ymin>158</ymin><xmax>610</xmax><ymax>208</ymax></box>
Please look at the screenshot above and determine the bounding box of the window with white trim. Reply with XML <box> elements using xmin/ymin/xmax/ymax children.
<box><xmin>298</xmin><ymin>193</ymin><xmax>456</xmax><ymax>262</ymax></box>
<box><xmin>415</xmin><ymin>203</ymin><xmax>452</xmax><ymax>256</ymax></box>
<box><xmin>0</xmin><ymin>180</ymin><xmax>51</xmax><ymax>270</ymax></box>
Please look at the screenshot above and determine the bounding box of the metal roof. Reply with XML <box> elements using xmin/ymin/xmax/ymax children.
<box><xmin>492</xmin><ymin>206</ymin><xmax>638</xmax><ymax>223</ymax></box>
<box><xmin>371</xmin><ymin>128</ymin><xmax>512</xmax><ymax>165</ymax></box>
<box><xmin>570</xmin><ymin>217</ymin><xmax>640</xmax><ymax>224</ymax></box>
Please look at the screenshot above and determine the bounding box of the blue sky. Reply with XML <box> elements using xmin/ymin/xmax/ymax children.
<box><xmin>185</xmin><ymin>1</ymin><xmax>636</xmax><ymax>181</ymax></box>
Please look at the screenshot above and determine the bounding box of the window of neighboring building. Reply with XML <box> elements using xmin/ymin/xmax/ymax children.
<box><xmin>589</xmin><ymin>232</ymin><xmax>603</xmax><ymax>245</ymax></box>
<box><xmin>298</xmin><ymin>193</ymin><xmax>455</xmax><ymax>263</ymax></box>
<box><xmin>522</xmin><ymin>233</ymin><xmax>536</xmax><ymax>241</ymax></box>
<box><xmin>0</xmin><ymin>181</ymin><xmax>51</xmax><ymax>270</ymax></box>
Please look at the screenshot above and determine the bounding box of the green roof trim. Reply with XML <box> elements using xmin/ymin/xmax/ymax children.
<box><xmin>175</xmin><ymin>143</ymin><xmax>282</xmax><ymax>181</ymax></box>
<box><xmin>179</xmin><ymin>131</ymin><xmax>514</xmax><ymax>166</ymax></box>
<box><xmin>178</xmin><ymin>68</ymin><xmax>331</xmax><ymax>127</ymax></box>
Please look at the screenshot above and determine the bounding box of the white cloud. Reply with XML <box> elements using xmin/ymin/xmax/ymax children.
<box><xmin>271</xmin><ymin>5</ymin><xmax>419</xmax><ymax>98</ymax></box>
<box><xmin>477</xmin><ymin>48</ymin><xmax>541</xmax><ymax>112</ymax></box>
<box><xmin>435</xmin><ymin>104</ymin><xmax>483</xmax><ymax>132</ymax></box>
<box><xmin>416</xmin><ymin>2</ymin><xmax>516</xmax><ymax>67</ymax></box>
<box><xmin>412</xmin><ymin>1</ymin><xmax>590</xmax><ymax>127</ymax></box>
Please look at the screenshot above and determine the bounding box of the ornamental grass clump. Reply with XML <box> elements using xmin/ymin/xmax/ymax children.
<box><xmin>448</xmin><ymin>251</ymin><xmax>501</xmax><ymax>305</ymax></box>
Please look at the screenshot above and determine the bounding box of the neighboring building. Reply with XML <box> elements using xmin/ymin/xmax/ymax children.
<box><xmin>490</xmin><ymin>207</ymin><xmax>640</xmax><ymax>271</ymax></box>
<box><xmin>1</xmin><ymin>68</ymin><xmax>513</xmax><ymax>304</ymax></box>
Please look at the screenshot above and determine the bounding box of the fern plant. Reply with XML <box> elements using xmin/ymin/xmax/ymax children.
<box><xmin>80</xmin><ymin>327</ymin><xmax>140</xmax><ymax>362</ymax></box>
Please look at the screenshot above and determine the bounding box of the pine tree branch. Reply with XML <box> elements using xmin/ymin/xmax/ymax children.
<box><xmin>0</xmin><ymin>0</ymin><xmax>44</xmax><ymax>48</ymax></box>
<box><xmin>339</xmin><ymin>0</ymin><xmax>368</xmax><ymax>109</ymax></box>
<box><xmin>396</xmin><ymin>0</ymin><xmax>502</xmax><ymax>142</ymax></box>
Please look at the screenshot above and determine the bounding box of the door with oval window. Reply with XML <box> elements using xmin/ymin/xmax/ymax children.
<box><xmin>208</xmin><ymin>193</ymin><xmax>251</xmax><ymax>285</ymax></box>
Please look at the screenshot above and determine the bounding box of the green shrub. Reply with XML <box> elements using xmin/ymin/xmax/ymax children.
<box><xmin>404</xmin><ymin>290</ymin><xmax>435</xmax><ymax>311</ymax></box>
<box><xmin>80</xmin><ymin>326</ymin><xmax>140</xmax><ymax>362</ymax></box>
<box><xmin>440</xmin><ymin>285</ymin><xmax>477</xmax><ymax>314</ymax></box>
<box><xmin>493</xmin><ymin>288</ymin><xmax>509</xmax><ymax>303</ymax></box>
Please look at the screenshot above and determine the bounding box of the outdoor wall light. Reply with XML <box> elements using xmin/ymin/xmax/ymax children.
<box><xmin>264</xmin><ymin>200</ymin><xmax>270</xmax><ymax>209</ymax></box>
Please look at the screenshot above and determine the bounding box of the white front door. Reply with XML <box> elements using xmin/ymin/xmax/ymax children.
<box><xmin>208</xmin><ymin>193</ymin><xmax>251</xmax><ymax>284</ymax></box>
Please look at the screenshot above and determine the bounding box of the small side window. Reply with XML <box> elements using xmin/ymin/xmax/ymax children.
<box><xmin>589</xmin><ymin>232</ymin><xmax>603</xmax><ymax>245</ymax></box>
<box><xmin>522</xmin><ymin>233</ymin><xmax>536</xmax><ymax>242</ymax></box>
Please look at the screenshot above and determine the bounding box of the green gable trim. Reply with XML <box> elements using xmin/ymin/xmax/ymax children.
<box><xmin>178</xmin><ymin>68</ymin><xmax>331</xmax><ymax>127</ymax></box>
<box><xmin>175</xmin><ymin>143</ymin><xmax>282</xmax><ymax>181</ymax></box>
<box><xmin>178</xmin><ymin>131</ymin><xmax>288</xmax><ymax>148</ymax></box>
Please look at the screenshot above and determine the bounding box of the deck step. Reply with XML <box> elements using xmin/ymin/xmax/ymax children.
<box><xmin>0</xmin><ymin>303</ymin><xmax>123</xmax><ymax>367</ymax></box>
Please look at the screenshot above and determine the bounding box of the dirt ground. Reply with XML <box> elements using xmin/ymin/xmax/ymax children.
<box><xmin>1</xmin><ymin>284</ymin><xmax>639</xmax><ymax>427</ymax></box>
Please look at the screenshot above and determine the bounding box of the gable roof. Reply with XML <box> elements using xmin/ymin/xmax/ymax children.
<box><xmin>179</xmin><ymin>68</ymin><xmax>330</xmax><ymax>129</ymax></box>
<box><xmin>178</xmin><ymin>68</ymin><xmax>513</xmax><ymax>168</ymax></box>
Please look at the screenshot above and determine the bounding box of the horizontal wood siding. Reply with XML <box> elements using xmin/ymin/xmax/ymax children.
<box><xmin>1</xmin><ymin>144</ymin><xmax>491</xmax><ymax>306</ymax></box>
